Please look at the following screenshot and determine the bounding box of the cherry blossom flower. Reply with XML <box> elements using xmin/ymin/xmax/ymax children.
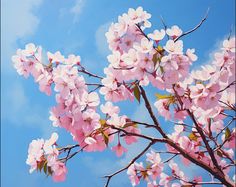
<box><xmin>166</xmin><ymin>25</ymin><xmax>183</xmax><ymax>39</ymax></box>
<box><xmin>128</xmin><ymin>6</ymin><xmax>151</xmax><ymax>29</ymax></box>
<box><xmin>222</xmin><ymin>37</ymin><xmax>235</xmax><ymax>52</ymax></box>
<box><xmin>134</xmin><ymin>38</ymin><xmax>154</xmax><ymax>53</ymax></box>
<box><xmin>164</xmin><ymin>40</ymin><xmax>183</xmax><ymax>54</ymax></box>
<box><xmin>52</xmin><ymin>162</ymin><xmax>67</xmax><ymax>182</ymax></box>
<box><xmin>111</xmin><ymin>143</ymin><xmax>127</xmax><ymax>157</ymax></box>
<box><xmin>148</xmin><ymin>29</ymin><xmax>165</xmax><ymax>42</ymax></box>
<box><xmin>186</xmin><ymin>48</ymin><xmax>198</xmax><ymax>61</ymax></box>
<box><xmin>47</xmin><ymin>51</ymin><xmax>65</xmax><ymax>63</ymax></box>
<box><xmin>100</xmin><ymin>101</ymin><xmax>120</xmax><ymax>116</ymax></box>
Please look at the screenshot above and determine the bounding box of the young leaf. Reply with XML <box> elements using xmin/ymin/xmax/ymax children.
<box><xmin>43</xmin><ymin>162</ymin><xmax>48</xmax><ymax>174</ymax></box>
<box><xmin>217</xmin><ymin>150</ymin><xmax>223</xmax><ymax>157</ymax></box>
<box><xmin>47</xmin><ymin>166</ymin><xmax>53</xmax><ymax>176</ymax></box>
<box><xmin>133</xmin><ymin>85</ymin><xmax>140</xmax><ymax>103</ymax></box>
<box><xmin>155</xmin><ymin>93</ymin><xmax>173</xmax><ymax>100</ymax></box>
<box><xmin>38</xmin><ymin>161</ymin><xmax>44</xmax><ymax>172</ymax></box>
<box><xmin>225</xmin><ymin>128</ymin><xmax>231</xmax><ymax>140</ymax></box>
<box><xmin>102</xmin><ymin>132</ymin><xmax>109</xmax><ymax>146</ymax></box>
<box><xmin>100</xmin><ymin>119</ymin><xmax>106</xmax><ymax>126</ymax></box>
<box><xmin>189</xmin><ymin>132</ymin><xmax>198</xmax><ymax>142</ymax></box>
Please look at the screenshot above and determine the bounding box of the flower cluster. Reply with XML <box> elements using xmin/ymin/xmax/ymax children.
<box><xmin>101</xmin><ymin>7</ymin><xmax>197</xmax><ymax>103</ymax></box>
<box><xmin>127</xmin><ymin>150</ymin><xmax>164</xmax><ymax>186</ymax></box>
<box><xmin>12</xmin><ymin>6</ymin><xmax>236</xmax><ymax>187</ymax></box>
<box><xmin>26</xmin><ymin>133</ymin><xmax>67</xmax><ymax>182</ymax></box>
<box><xmin>128</xmin><ymin>150</ymin><xmax>204</xmax><ymax>187</ymax></box>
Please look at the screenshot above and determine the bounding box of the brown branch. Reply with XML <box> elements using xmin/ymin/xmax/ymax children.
<box><xmin>215</xmin><ymin>117</ymin><xmax>235</xmax><ymax>140</ymax></box>
<box><xmin>135</xmin><ymin>24</ymin><xmax>150</xmax><ymax>41</ymax></box>
<box><xmin>187</xmin><ymin>110</ymin><xmax>224</xmax><ymax>176</ymax></box>
<box><xmin>227</xmin><ymin>24</ymin><xmax>234</xmax><ymax>40</ymax></box>
<box><xmin>173</xmin><ymin>175</ymin><xmax>222</xmax><ymax>185</ymax></box>
<box><xmin>78</xmin><ymin>66</ymin><xmax>103</xmax><ymax>79</ymax></box>
<box><xmin>217</xmin><ymin>81</ymin><xmax>236</xmax><ymax>93</ymax></box>
<box><xmin>126</xmin><ymin>120</ymin><xmax>157</xmax><ymax>128</ymax></box>
<box><xmin>108</xmin><ymin>125</ymin><xmax>166</xmax><ymax>143</ymax></box>
<box><xmin>86</xmin><ymin>83</ymin><xmax>104</xmax><ymax>87</ymax></box>
<box><xmin>59</xmin><ymin>145</ymin><xmax>87</xmax><ymax>162</ymax></box>
<box><xmin>174</xmin><ymin>8</ymin><xmax>210</xmax><ymax>42</ymax></box>
<box><xmin>139</xmin><ymin>86</ymin><xmax>168</xmax><ymax>138</ymax></box>
<box><xmin>160</xmin><ymin>15</ymin><xmax>168</xmax><ymax>32</ymax></box>
<box><xmin>172</xmin><ymin>86</ymin><xmax>224</xmax><ymax>177</ymax></box>
<box><xmin>103</xmin><ymin>141</ymin><xmax>156</xmax><ymax>187</ymax></box>
<box><xmin>166</xmin><ymin>138</ymin><xmax>234</xmax><ymax>186</ymax></box>
<box><xmin>219</xmin><ymin>100</ymin><xmax>236</xmax><ymax>111</ymax></box>
<box><xmin>163</xmin><ymin>153</ymin><xmax>178</xmax><ymax>163</ymax></box>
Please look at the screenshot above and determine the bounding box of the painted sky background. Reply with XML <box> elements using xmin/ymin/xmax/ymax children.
<box><xmin>1</xmin><ymin>0</ymin><xmax>235</xmax><ymax>187</ymax></box>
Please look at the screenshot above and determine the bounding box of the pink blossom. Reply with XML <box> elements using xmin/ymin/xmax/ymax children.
<box><xmin>107</xmin><ymin>114</ymin><xmax>127</xmax><ymax>128</ymax></box>
<box><xmin>164</xmin><ymin>40</ymin><xmax>183</xmax><ymax>54</ymax></box>
<box><xmin>134</xmin><ymin>38</ymin><xmax>154</xmax><ymax>53</ymax></box>
<box><xmin>47</xmin><ymin>51</ymin><xmax>65</xmax><ymax>63</ymax></box>
<box><xmin>84</xmin><ymin>137</ymin><xmax>97</xmax><ymax>145</ymax></box>
<box><xmin>186</xmin><ymin>48</ymin><xmax>198</xmax><ymax>61</ymax></box>
<box><xmin>166</xmin><ymin>25</ymin><xmax>183</xmax><ymax>39</ymax></box>
<box><xmin>21</xmin><ymin>43</ymin><xmax>37</xmax><ymax>57</ymax></box>
<box><xmin>100</xmin><ymin>101</ymin><xmax>120</xmax><ymax>116</ymax></box>
<box><xmin>111</xmin><ymin>143</ymin><xmax>127</xmax><ymax>157</ymax></box>
<box><xmin>66</xmin><ymin>54</ymin><xmax>81</xmax><ymax>66</ymax></box>
<box><xmin>128</xmin><ymin>7</ymin><xmax>151</xmax><ymax>29</ymax></box>
<box><xmin>123</xmin><ymin>126</ymin><xmax>140</xmax><ymax>145</ymax></box>
<box><xmin>222</xmin><ymin>37</ymin><xmax>235</xmax><ymax>52</ymax></box>
<box><xmin>52</xmin><ymin>162</ymin><xmax>67</xmax><ymax>182</ymax></box>
<box><xmin>154</xmin><ymin>99</ymin><xmax>171</xmax><ymax>120</ymax></box>
<box><xmin>159</xmin><ymin>173</ymin><xmax>171</xmax><ymax>186</ymax></box>
<box><xmin>146</xmin><ymin>150</ymin><xmax>161</xmax><ymax>164</ymax></box>
<box><xmin>148</xmin><ymin>29</ymin><xmax>165</xmax><ymax>42</ymax></box>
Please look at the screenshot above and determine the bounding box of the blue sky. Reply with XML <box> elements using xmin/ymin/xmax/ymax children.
<box><xmin>1</xmin><ymin>0</ymin><xmax>235</xmax><ymax>187</ymax></box>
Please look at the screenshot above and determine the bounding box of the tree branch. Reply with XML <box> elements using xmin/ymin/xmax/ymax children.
<box><xmin>139</xmin><ymin>86</ymin><xmax>168</xmax><ymax>138</ymax></box>
<box><xmin>103</xmin><ymin>141</ymin><xmax>155</xmax><ymax>187</ymax></box>
<box><xmin>78</xmin><ymin>65</ymin><xmax>103</xmax><ymax>79</ymax></box>
<box><xmin>174</xmin><ymin>8</ymin><xmax>210</xmax><ymax>42</ymax></box>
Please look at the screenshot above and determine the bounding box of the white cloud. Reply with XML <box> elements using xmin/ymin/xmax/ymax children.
<box><xmin>191</xmin><ymin>35</ymin><xmax>235</xmax><ymax>70</ymax></box>
<box><xmin>1</xmin><ymin>0</ymin><xmax>43</xmax><ymax>73</ymax></box>
<box><xmin>95</xmin><ymin>22</ymin><xmax>112</xmax><ymax>57</ymax></box>
<box><xmin>1</xmin><ymin>82</ymin><xmax>56</xmax><ymax>138</ymax></box>
<box><xmin>70</xmin><ymin>0</ymin><xmax>86</xmax><ymax>23</ymax></box>
<box><xmin>1</xmin><ymin>0</ymin><xmax>56</xmax><ymax>137</ymax></box>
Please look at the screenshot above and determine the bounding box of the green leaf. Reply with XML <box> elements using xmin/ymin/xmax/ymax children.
<box><xmin>189</xmin><ymin>132</ymin><xmax>198</xmax><ymax>142</ymax></box>
<box><xmin>47</xmin><ymin>166</ymin><xmax>53</xmax><ymax>176</ymax></box>
<box><xmin>102</xmin><ymin>132</ymin><xmax>109</xmax><ymax>146</ymax></box>
<box><xmin>217</xmin><ymin>150</ymin><xmax>223</xmax><ymax>157</ymax></box>
<box><xmin>152</xmin><ymin>52</ymin><xmax>159</xmax><ymax>66</ymax></box>
<box><xmin>133</xmin><ymin>85</ymin><xmax>140</xmax><ymax>103</ymax></box>
<box><xmin>155</xmin><ymin>93</ymin><xmax>173</xmax><ymax>100</ymax></box>
<box><xmin>99</xmin><ymin>119</ymin><xmax>106</xmax><ymax>126</ymax></box>
<box><xmin>38</xmin><ymin>161</ymin><xmax>44</xmax><ymax>172</ymax></box>
<box><xmin>225</xmin><ymin>128</ymin><xmax>231</xmax><ymax>140</ymax></box>
<box><xmin>43</xmin><ymin>162</ymin><xmax>47</xmax><ymax>174</ymax></box>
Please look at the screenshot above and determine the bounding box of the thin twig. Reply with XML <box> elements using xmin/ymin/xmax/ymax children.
<box><xmin>78</xmin><ymin>66</ymin><xmax>103</xmax><ymax>79</ymax></box>
<box><xmin>103</xmin><ymin>141</ymin><xmax>155</xmax><ymax>187</ymax></box>
<box><xmin>174</xmin><ymin>8</ymin><xmax>210</xmax><ymax>42</ymax></box>
<box><xmin>227</xmin><ymin>24</ymin><xmax>234</xmax><ymax>40</ymax></box>
<box><xmin>217</xmin><ymin>81</ymin><xmax>236</xmax><ymax>93</ymax></box>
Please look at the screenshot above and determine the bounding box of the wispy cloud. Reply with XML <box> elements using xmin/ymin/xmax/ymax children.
<box><xmin>1</xmin><ymin>0</ymin><xmax>56</xmax><ymax>138</ymax></box>
<box><xmin>95</xmin><ymin>22</ymin><xmax>111</xmax><ymax>57</ymax></box>
<box><xmin>70</xmin><ymin>0</ymin><xmax>86</xmax><ymax>23</ymax></box>
<box><xmin>1</xmin><ymin>0</ymin><xmax>43</xmax><ymax>73</ymax></box>
<box><xmin>1</xmin><ymin>82</ymin><xmax>56</xmax><ymax>138</ymax></box>
<box><xmin>192</xmin><ymin>35</ymin><xmax>235</xmax><ymax>70</ymax></box>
